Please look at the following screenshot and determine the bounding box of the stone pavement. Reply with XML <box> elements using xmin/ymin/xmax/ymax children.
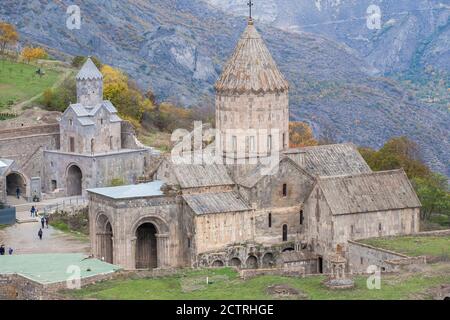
<box><xmin>0</xmin><ymin>221</ymin><xmax>90</xmax><ymax>255</ymax></box>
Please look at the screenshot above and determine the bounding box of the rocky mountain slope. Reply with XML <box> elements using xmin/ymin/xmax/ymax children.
<box><xmin>206</xmin><ymin>0</ymin><xmax>450</xmax><ymax>75</ymax></box>
<box><xmin>1</xmin><ymin>0</ymin><xmax>449</xmax><ymax>176</ymax></box>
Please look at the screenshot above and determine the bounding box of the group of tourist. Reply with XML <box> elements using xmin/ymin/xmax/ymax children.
<box><xmin>30</xmin><ymin>206</ymin><xmax>49</xmax><ymax>240</ymax></box>
<box><xmin>0</xmin><ymin>244</ymin><xmax>13</xmax><ymax>255</ymax></box>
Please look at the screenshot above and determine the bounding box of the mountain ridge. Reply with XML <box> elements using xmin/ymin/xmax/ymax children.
<box><xmin>0</xmin><ymin>0</ymin><xmax>448</xmax><ymax>176</ymax></box>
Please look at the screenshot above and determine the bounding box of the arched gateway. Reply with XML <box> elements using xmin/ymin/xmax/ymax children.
<box><xmin>135</xmin><ymin>223</ymin><xmax>158</xmax><ymax>269</ymax></box>
<box><xmin>66</xmin><ymin>164</ymin><xmax>82</xmax><ymax>196</ymax></box>
<box><xmin>96</xmin><ymin>214</ymin><xmax>113</xmax><ymax>264</ymax></box>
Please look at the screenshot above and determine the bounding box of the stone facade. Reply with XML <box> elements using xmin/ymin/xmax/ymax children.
<box><xmin>87</xmin><ymin>19</ymin><xmax>422</xmax><ymax>274</ymax></box>
<box><xmin>0</xmin><ymin>58</ymin><xmax>157</xmax><ymax>202</ymax></box>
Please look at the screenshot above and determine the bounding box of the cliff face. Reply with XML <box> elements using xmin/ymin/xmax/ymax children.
<box><xmin>1</xmin><ymin>0</ymin><xmax>449</xmax><ymax>176</ymax></box>
<box><xmin>205</xmin><ymin>0</ymin><xmax>450</xmax><ymax>74</ymax></box>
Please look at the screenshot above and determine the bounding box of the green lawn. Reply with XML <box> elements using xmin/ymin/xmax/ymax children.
<box><xmin>0</xmin><ymin>59</ymin><xmax>60</xmax><ymax>109</ymax></box>
<box><xmin>361</xmin><ymin>235</ymin><xmax>450</xmax><ymax>258</ymax></box>
<box><xmin>64</xmin><ymin>266</ymin><xmax>450</xmax><ymax>300</ymax></box>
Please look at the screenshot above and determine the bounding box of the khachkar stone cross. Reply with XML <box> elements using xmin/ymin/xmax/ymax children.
<box><xmin>248</xmin><ymin>0</ymin><xmax>254</xmax><ymax>20</ymax></box>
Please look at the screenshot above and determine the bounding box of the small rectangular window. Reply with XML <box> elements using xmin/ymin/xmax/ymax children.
<box><xmin>300</xmin><ymin>210</ymin><xmax>304</xmax><ymax>225</ymax></box>
<box><xmin>282</xmin><ymin>183</ymin><xmax>287</xmax><ymax>197</ymax></box>
<box><xmin>378</xmin><ymin>223</ymin><xmax>382</xmax><ymax>232</ymax></box>
<box><xmin>268</xmin><ymin>213</ymin><xmax>272</xmax><ymax>228</ymax></box>
<box><xmin>69</xmin><ymin>137</ymin><xmax>75</xmax><ymax>153</ymax></box>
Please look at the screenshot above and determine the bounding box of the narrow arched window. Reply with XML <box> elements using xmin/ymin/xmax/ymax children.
<box><xmin>268</xmin><ymin>213</ymin><xmax>272</xmax><ymax>228</ymax></box>
<box><xmin>282</xmin><ymin>224</ymin><xmax>288</xmax><ymax>242</ymax></box>
<box><xmin>282</xmin><ymin>183</ymin><xmax>287</xmax><ymax>197</ymax></box>
<box><xmin>300</xmin><ymin>210</ymin><xmax>304</xmax><ymax>225</ymax></box>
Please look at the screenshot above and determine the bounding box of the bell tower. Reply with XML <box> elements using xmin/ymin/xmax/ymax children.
<box><xmin>76</xmin><ymin>57</ymin><xmax>103</xmax><ymax>107</ymax></box>
<box><xmin>215</xmin><ymin>17</ymin><xmax>290</xmax><ymax>161</ymax></box>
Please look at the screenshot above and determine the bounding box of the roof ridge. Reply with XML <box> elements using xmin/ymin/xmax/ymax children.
<box><xmin>318</xmin><ymin>169</ymin><xmax>405</xmax><ymax>181</ymax></box>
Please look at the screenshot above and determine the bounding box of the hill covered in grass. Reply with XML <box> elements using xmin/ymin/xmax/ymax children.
<box><xmin>0</xmin><ymin>59</ymin><xmax>61</xmax><ymax>110</ymax></box>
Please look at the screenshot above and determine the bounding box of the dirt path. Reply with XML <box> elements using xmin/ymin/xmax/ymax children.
<box><xmin>0</xmin><ymin>221</ymin><xmax>90</xmax><ymax>255</ymax></box>
<box><xmin>11</xmin><ymin>68</ymin><xmax>73</xmax><ymax>113</ymax></box>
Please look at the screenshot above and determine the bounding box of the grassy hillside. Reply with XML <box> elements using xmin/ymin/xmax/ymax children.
<box><xmin>0</xmin><ymin>59</ymin><xmax>61</xmax><ymax>110</ymax></box>
<box><xmin>63</xmin><ymin>264</ymin><xmax>450</xmax><ymax>300</ymax></box>
<box><xmin>361</xmin><ymin>235</ymin><xmax>450</xmax><ymax>258</ymax></box>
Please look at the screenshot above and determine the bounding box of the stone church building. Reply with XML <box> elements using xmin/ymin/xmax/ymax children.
<box><xmin>87</xmin><ymin>18</ymin><xmax>421</xmax><ymax>273</ymax></box>
<box><xmin>0</xmin><ymin>58</ymin><xmax>156</xmax><ymax>203</ymax></box>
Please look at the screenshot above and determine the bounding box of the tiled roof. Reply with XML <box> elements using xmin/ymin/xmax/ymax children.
<box><xmin>173</xmin><ymin>164</ymin><xmax>234</xmax><ymax>189</ymax></box>
<box><xmin>76</xmin><ymin>58</ymin><xmax>103</xmax><ymax>80</ymax></box>
<box><xmin>319</xmin><ymin>170</ymin><xmax>421</xmax><ymax>215</ymax></box>
<box><xmin>215</xmin><ymin>20</ymin><xmax>289</xmax><ymax>94</ymax></box>
<box><xmin>290</xmin><ymin>144</ymin><xmax>372</xmax><ymax>177</ymax></box>
<box><xmin>183</xmin><ymin>192</ymin><xmax>251</xmax><ymax>215</ymax></box>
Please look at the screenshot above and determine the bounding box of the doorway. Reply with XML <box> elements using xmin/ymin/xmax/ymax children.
<box><xmin>66</xmin><ymin>165</ymin><xmax>82</xmax><ymax>196</ymax></box>
<box><xmin>135</xmin><ymin>223</ymin><xmax>158</xmax><ymax>269</ymax></box>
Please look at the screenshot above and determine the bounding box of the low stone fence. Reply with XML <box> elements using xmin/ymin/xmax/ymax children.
<box><xmin>415</xmin><ymin>229</ymin><xmax>450</xmax><ymax>237</ymax></box>
<box><xmin>385</xmin><ymin>256</ymin><xmax>427</xmax><ymax>272</ymax></box>
<box><xmin>347</xmin><ymin>240</ymin><xmax>411</xmax><ymax>273</ymax></box>
<box><xmin>240</xmin><ymin>267</ymin><xmax>306</xmax><ymax>280</ymax></box>
<box><xmin>0</xmin><ymin>271</ymin><xmax>119</xmax><ymax>300</ymax></box>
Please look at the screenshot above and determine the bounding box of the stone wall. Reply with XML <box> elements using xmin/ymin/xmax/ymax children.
<box><xmin>60</xmin><ymin>107</ymin><xmax>121</xmax><ymax>154</ymax></box>
<box><xmin>43</xmin><ymin>149</ymin><xmax>152</xmax><ymax>195</ymax></box>
<box><xmin>0</xmin><ymin>124</ymin><xmax>60</xmax><ymax>200</ymax></box>
<box><xmin>89</xmin><ymin>193</ymin><xmax>188</xmax><ymax>270</ymax></box>
<box><xmin>347</xmin><ymin>240</ymin><xmax>409</xmax><ymax>273</ymax></box>
<box><xmin>193</xmin><ymin>209</ymin><xmax>255</xmax><ymax>254</ymax></box>
<box><xmin>216</xmin><ymin>91</ymin><xmax>289</xmax><ymax>157</ymax></box>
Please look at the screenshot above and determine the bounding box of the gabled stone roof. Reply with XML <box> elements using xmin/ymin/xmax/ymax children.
<box><xmin>236</xmin><ymin>156</ymin><xmax>314</xmax><ymax>188</ymax></box>
<box><xmin>64</xmin><ymin>101</ymin><xmax>120</xmax><ymax>126</ymax></box>
<box><xmin>183</xmin><ymin>192</ymin><xmax>251</xmax><ymax>215</ymax></box>
<box><xmin>76</xmin><ymin>58</ymin><xmax>103</xmax><ymax>80</ymax></box>
<box><xmin>318</xmin><ymin>170</ymin><xmax>421</xmax><ymax>215</ymax></box>
<box><xmin>215</xmin><ymin>20</ymin><xmax>289</xmax><ymax>94</ymax></box>
<box><xmin>173</xmin><ymin>164</ymin><xmax>234</xmax><ymax>189</ymax></box>
<box><xmin>290</xmin><ymin>143</ymin><xmax>372</xmax><ymax>177</ymax></box>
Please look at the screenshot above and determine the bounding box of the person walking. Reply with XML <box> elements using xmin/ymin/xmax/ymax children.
<box><xmin>38</xmin><ymin>228</ymin><xmax>43</xmax><ymax>240</ymax></box>
<box><xmin>45</xmin><ymin>216</ymin><xmax>49</xmax><ymax>229</ymax></box>
<box><xmin>30</xmin><ymin>206</ymin><xmax>36</xmax><ymax>218</ymax></box>
<box><xmin>8</xmin><ymin>247</ymin><xmax>13</xmax><ymax>255</ymax></box>
<box><xmin>16</xmin><ymin>186</ymin><xmax>20</xmax><ymax>199</ymax></box>
<box><xmin>41</xmin><ymin>216</ymin><xmax>45</xmax><ymax>229</ymax></box>
<box><xmin>0</xmin><ymin>245</ymin><xmax>5</xmax><ymax>255</ymax></box>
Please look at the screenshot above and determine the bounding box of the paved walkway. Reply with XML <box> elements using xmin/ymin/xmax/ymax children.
<box><xmin>1</xmin><ymin>195</ymin><xmax>90</xmax><ymax>255</ymax></box>
<box><xmin>0</xmin><ymin>221</ymin><xmax>90</xmax><ymax>255</ymax></box>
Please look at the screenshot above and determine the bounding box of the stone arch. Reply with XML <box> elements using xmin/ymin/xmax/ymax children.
<box><xmin>6</xmin><ymin>171</ymin><xmax>29</xmax><ymax>199</ymax></box>
<box><xmin>262</xmin><ymin>252</ymin><xmax>275</xmax><ymax>268</ymax></box>
<box><xmin>211</xmin><ymin>260</ymin><xmax>224</xmax><ymax>267</ymax></box>
<box><xmin>246</xmin><ymin>255</ymin><xmax>258</xmax><ymax>269</ymax></box>
<box><xmin>131</xmin><ymin>216</ymin><xmax>170</xmax><ymax>270</ymax></box>
<box><xmin>135</xmin><ymin>223</ymin><xmax>158</xmax><ymax>269</ymax></box>
<box><xmin>282</xmin><ymin>247</ymin><xmax>294</xmax><ymax>252</ymax></box>
<box><xmin>96</xmin><ymin>213</ymin><xmax>113</xmax><ymax>264</ymax></box>
<box><xmin>66</xmin><ymin>164</ymin><xmax>82</xmax><ymax>196</ymax></box>
<box><xmin>229</xmin><ymin>257</ymin><xmax>242</xmax><ymax>268</ymax></box>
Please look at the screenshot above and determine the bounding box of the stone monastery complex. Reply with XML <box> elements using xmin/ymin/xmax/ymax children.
<box><xmin>0</xmin><ymin>18</ymin><xmax>422</xmax><ymax>274</ymax></box>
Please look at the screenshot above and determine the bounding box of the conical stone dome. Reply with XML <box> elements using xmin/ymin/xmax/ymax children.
<box><xmin>215</xmin><ymin>20</ymin><xmax>289</xmax><ymax>94</ymax></box>
<box><xmin>76</xmin><ymin>57</ymin><xmax>103</xmax><ymax>81</ymax></box>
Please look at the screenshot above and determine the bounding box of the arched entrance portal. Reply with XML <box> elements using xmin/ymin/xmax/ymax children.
<box><xmin>6</xmin><ymin>172</ymin><xmax>27</xmax><ymax>198</ymax></box>
<box><xmin>229</xmin><ymin>257</ymin><xmax>242</xmax><ymax>268</ymax></box>
<box><xmin>67</xmin><ymin>165</ymin><xmax>82</xmax><ymax>196</ymax></box>
<box><xmin>246</xmin><ymin>255</ymin><xmax>258</xmax><ymax>269</ymax></box>
<box><xmin>96</xmin><ymin>214</ymin><xmax>113</xmax><ymax>264</ymax></box>
<box><xmin>135</xmin><ymin>223</ymin><xmax>158</xmax><ymax>269</ymax></box>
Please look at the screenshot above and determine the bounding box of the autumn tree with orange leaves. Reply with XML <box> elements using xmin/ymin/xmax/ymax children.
<box><xmin>289</xmin><ymin>122</ymin><xmax>318</xmax><ymax>148</ymax></box>
<box><xmin>0</xmin><ymin>22</ymin><xmax>19</xmax><ymax>56</ymax></box>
